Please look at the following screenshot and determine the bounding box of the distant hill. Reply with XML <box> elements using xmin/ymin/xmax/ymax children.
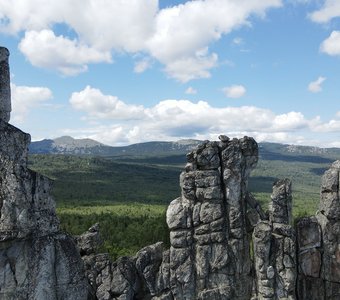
<box><xmin>29</xmin><ymin>136</ymin><xmax>202</xmax><ymax>156</ymax></box>
<box><xmin>29</xmin><ymin>136</ymin><xmax>340</xmax><ymax>162</ymax></box>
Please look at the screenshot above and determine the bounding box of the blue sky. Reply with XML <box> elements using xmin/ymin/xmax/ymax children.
<box><xmin>1</xmin><ymin>0</ymin><xmax>340</xmax><ymax>146</ymax></box>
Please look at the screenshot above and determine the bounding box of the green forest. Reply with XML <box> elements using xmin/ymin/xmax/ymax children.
<box><xmin>28</xmin><ymin>147</ymin><xmax>334</xmax><ymax>259</ymax></box>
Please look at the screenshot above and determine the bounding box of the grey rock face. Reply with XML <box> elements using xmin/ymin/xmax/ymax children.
<box><xmin>296</xmin><ymin>160</ymin><xmax>340</xmax><ymax>300</ymax></box>
<box><xmin>0</xmin><ymin>121</ymin><xmax>92</xmax><ymax>299</ymax></box>
<box><xmin>78</xmin><ymin>231</ymin><xmax>170</xmax><ymax>300</ymax></box>
<box><xmin>0</xmin><ymin>48</ymin><xmax>92</xmax><ymax>299</ymax></box>
<box><xmin>253</xmin><ymin>179</ymin><xmax>296</xmax><ymax>300</ymax></box>
<box><xmin>166</xmin><ymin>137</ymin><xmax>259</xmax><ymax>300</ymax></box>
<box><xmin>0</xmin><ymin>47</ymin><xmax>11</xmax><ymax>122</ymax></box>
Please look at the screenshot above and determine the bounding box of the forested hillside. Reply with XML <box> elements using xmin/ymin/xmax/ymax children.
<box><xmin>27</xmin><ymin>141</ymin><xmax>339</xmax><ymax>259</ymax></box>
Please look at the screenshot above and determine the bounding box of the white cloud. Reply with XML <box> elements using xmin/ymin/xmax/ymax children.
<box><xmin>320</xmin><ymin>31</ymin><xmax>340</xmax><ymax>56</ymax></box>
<box><xmin>232</xmin><ymin>37</ymin><xmax>244</xmax><ymax>45</ymax></box>
<box><xmin>19</xmin><ymin>30</ymin><xmax>111</xmax><ymax>76</ymax></box>
<box><xmin>0</xmin><ymin>0</ymin><xmax>281</xmax><ymax>80</ymax></box>
<box><xmin>66</xmin><ymin>86</ymin><xmax>340</xmax><ymax>146</ymax></box>
<box><xmin>185</xmin><ymin>87</ymin><xmax>197</xmax><ymax>95</ymax></box>
<box><xmin>146</xmin><ymin>0</ymin><xmax>281</xmax><ymax>81</ymax></box>
<box><xmin>68</xmin><ymin>86</ymin><xmax>319</xmax><ymax>145</ymax></box>
<box><xmin>308</xmin><ymin>76</ymin><xmax>326</xmax><ymax>93</ymax></box>
<box><xmin>11</xmin><ymin>83</ymin><xmax>53</xmax><ymax>123</ymax></box>
<box><xmin>309</xmin><ymin>0</ymin><xmax>340</xmax><ymax>23</ymax></box>
<box><xmin>164</xmin><ymin>51</ymin><xmax>218</xmax><ymax>82</ymax></box>
<box><xmin>336</xmin><ymin>111</ymin><xmax>340</xmax><ymax>118</ymax></box>
<box><xmin>223</xmin><ymin>85</ymin><xmax>247</xmax><ymax>98</ymax></box>
<box><xmin>70</xmin><ymin>86</ymin><xmax>145</xmax><ymax>120</ymax></box>
<box><xmin>134</xmin><ymin>58</ymin><xmax>152</xmax><ymax>73</ymax></box>
<box><xmin>272</xmin><ymin>111</ymin><xmax>308</xmax><ymax>130</ymax></box>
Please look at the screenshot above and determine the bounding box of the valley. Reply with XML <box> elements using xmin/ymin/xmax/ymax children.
<box><xmin>27</xmin><ymin>137</ymin><xmax>339</xmax><ymax>259</ymax></box>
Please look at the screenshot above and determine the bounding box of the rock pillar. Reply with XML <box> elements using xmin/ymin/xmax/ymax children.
<box><xmin>166</xmin><ymin>136</ymin><xmax>258</xmax><ymax>299</ymax></box>
<box><xmin>297</xmin><ymin>160</ymin><xmax>340</xmax><ymax>299</ymax></box>
<box><xmin>253</xmin><ymin>179</ymin><xmax>296</xmax><ymax>299</ymax></box>
<box><xmin>0</xmin><ymin>47</ymin><xmax>11</xmax><ymax>122</ymax></box>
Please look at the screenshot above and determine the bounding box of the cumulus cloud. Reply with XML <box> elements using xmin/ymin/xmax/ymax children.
<box><xmin>68</xmin><ymin>86</ymin><xmax>326</xmax><ymax>146</ymax></box>
<box><xmin>11</xmin><ymin>83</ymin><xmax>53</xmax><ymax>123</ymax></box>
<box><xmin>146</xmin><ymin>0</ymin><xmax>281</xmax><ymax>81</ymax></box>
<box><xmin>309</xmin><ymin>0</ymin><xmax>340</xmax><ymax>23</ymax></box>
<box><xmin>134</xmin><ymin>58</ymin><xmax>152</xmax><ymax>73</ymax></box>
<box><xmin>0</xmin><ymin>0</ymin><xmax>281</xmax><ymax>80</ymax></box>
<box><xmin>223</xmin><ymin>85</ymin><xmax>246</xmax><ymax>98</ymax></box>
<box><xmin>163</xmin><ymin>50</ymin><xmax>218</xmax><ymax>82</ymax></box>
<box><xmin>70</xmin><ymin>86</ymin><xmax>145</xmax><ymax>120</ymax></box>
<box><xmin>308</xmin><ymin>76</ymin><xmax>326</xmax><ymax>93</ymax></box>
<box><xmin>320</xmin><ymin>31</ymin><xmax>340</xmax><ymax>56</ymax></box>
<box><xmin>185</xmin><ymin>87</ymin><xmax>197</xmax><ymax>95</ymax></box>
<box><xmin>19</xmin><ymin>30</ymin><xmax>111</xmax><ymax>75</ymax></box>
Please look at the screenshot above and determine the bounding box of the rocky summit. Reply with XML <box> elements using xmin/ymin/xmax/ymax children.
<box><xmin>1</xmin><ymin>47</ymin><xmax>340</xmax><ymax>299</ymax></box>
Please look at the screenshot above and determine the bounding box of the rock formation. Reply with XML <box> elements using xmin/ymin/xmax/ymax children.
<box><xmin>2</xmin><ymin>46</ymin><xmax>340</xmax><ymax>299</ymax></box>
<box><xmin>0</xmin><ymin>47</ymin><xmax>11</xmax><ymax>122</ymax></box>
<box><xmin>297</xmin><ymin>161</ymin><xmax>340</xmax><ymax>300</ymax></box>
<box><xmin>253</xmin><ymin>179</ymin><xmax>296</xmax><ymax>299</ymax></box>
<box><xmin>0</xmin><ymin>47</ymin><xmax>93</xmax><ymax>299</ymax></box>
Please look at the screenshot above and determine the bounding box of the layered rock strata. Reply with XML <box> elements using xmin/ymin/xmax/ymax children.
<box><xmin>0</xmin><ymin>47</ymin><xmax>92</xmax><ymax>300</ymax></box>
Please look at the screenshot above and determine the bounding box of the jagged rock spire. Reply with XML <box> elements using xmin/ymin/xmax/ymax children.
<box><xmin>0</xmin><ymin>46</ymin><xmax>11</xmax><ymax>122</ymax></box>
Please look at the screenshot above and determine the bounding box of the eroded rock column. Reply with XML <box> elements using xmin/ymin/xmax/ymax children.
<box><xmin>297</xmin><ymin>160</ymin><xmax>340</xmax><ymax>299</ymax></box>
<box><xmin>253</xmin><ymin>179</ymin><xmax>296</xmax><ymax>299</ymax></box>
<box><xmin>0</xmin><ymin>46</ymin><xmax>11</xmax><ymax>122</ymax></box>
<box><xmin>166</xmin><ymin>136</ymin><xmax>258</xmax><ymax>299</ymax></box>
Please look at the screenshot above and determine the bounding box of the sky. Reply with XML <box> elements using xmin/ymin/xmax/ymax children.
<box><xmin>1</xmin><ymin>0</ymin><xmax>340</xmax><ymax>147</ymax></box>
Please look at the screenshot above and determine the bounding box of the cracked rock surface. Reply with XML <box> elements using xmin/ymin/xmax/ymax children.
<box><xmin>0</xmin><ymin>47</ymin><xmax>92</xmax><ymax>300</ymax></box>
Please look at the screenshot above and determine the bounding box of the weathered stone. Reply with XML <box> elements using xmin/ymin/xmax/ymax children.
<box><xmin>75</xmin><ymin>223</ymin><xmax>103</xmax><ymax>256</ymax></box>
<box><xmin>298</xmin><ymin>249</ymin><xmax>321</xmax><ymax>277</ymax></box>
<box><xmin>269</xmin><ymin>178</ymin><xmax>292</xmax><ymax>225</ymax></box>
<box><xmin>0</xmin><ymin>47</ymin><xmax>11</xmax><ymax>122</ymax></box>
<box><xmin>297</xmin><ymin>275</ymin><xmax>324</xmax><ymax>300</ymax></box>
<box><xmin>319</xmin><ymin>161</ymin><xmax>340</xmax><ymax>220</ymax></box>
<box><xmin>0</xmin><ymin>48</ymin><xmax>93</xmax><ymax>299</ymax></box>
<box><xmin>296</xmin><ymin>216</ymin><xmax>321</xmax><ymax>251</ymax></box>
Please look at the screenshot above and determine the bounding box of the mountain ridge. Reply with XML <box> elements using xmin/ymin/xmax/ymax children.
<box><xmin>29</xmin><ymin>136</ymin><xmax>340</xmax><ymax>159</ymax></box>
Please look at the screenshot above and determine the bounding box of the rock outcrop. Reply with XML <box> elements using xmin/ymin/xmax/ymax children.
<box><xmin>297</xmin><ymin>161</ymin><xmax>340</xmax><ymax>300</ymax></box>
<box><xmin>0</xmin><ymin>47</ymin><xmax>93</xmax><ymax>300</ymax></box>
<box><xmin>2</xmin><ymin>46</ymin><xmax>340</xmax><ymax>299</ymax></box>
<box><xmin>253</xmin><ymin>179</ymin><xmax>296</xmax><ymax>299</ymax></box>
<box><xmin>0</xmin><ymin>47</ymin><xmax>11</xmax><ymax>122</ymax></box>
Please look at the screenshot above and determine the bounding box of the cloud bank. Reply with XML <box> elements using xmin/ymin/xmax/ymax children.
<box><xmin>0</xmin><ymin>0</ymin><xmax>282</xmax><ymax>80</ymax></box>
<box><xmin>67</xmin><ymin>86</ymin><xmax>340</xmax><ymax>146</ymax></box>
